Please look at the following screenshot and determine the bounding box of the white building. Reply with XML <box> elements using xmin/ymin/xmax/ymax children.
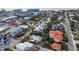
<box><xmin>34</xmin><ymin>21</ymin><xmax>48</xmax><ymax>32</ymax></box>
<box><xmin>58</xmin><ymin>16</ymin><xmax>64</xmax><ymax>20</ymax></box>
<box><xmin>19</xmin><ymin>25</ymin><xmax>29</xmax><ymax>31</ymax></box>
<box><xmin>34</xmin><ymin>26</ymin><xmax>44</xmax><ymax>32</ymax></box>
<box><xmin>30</xmin><ymin>35</ymin><xmax>43</xmax><ymax>42</ymax></box>
<box><xmin>16</xmin><ymin>42</ymin><xmax>33</xmax><ymax>51</ymax></box>
<box><xmin>2</xmin><ymin>16</ymin><xmax>17</xmax><ymax>21</ymax></box>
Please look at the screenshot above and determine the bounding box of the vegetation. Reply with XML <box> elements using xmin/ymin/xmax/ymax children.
<box><xmin>31</xmin><ymin>31</ymin><xmax>42</xmax><ymax>36</ymax></box>
<box><xmin>30</xmin><ymin>15</ymin><xmax>39</xmax><ymax>21</ymax></box>
<box><xmin>74</xmin><ymin>35</ymin><xmax>79</xmax><ymax>40</ymax></box>
<box><xmin>4</xmin><ymin>48</ymin><xmax>13</xmax><ymax>51</ymax></box>
<box><xmin>47</xmin><ymin>22</ymin><xmax>53</xmax><ymax>29</ymax></box>
<box><xmin>29</xmin><ymin>41</ymin><xmax>38</xmax><ymax>45</ymax></box>
<box><xmin>77</xmin><ymin>48</ymin><xmax>79</xmax><ymax>51</ymax></box>
<box><xmin>62</xmin><ymin>43</ymin><xmax>68</xmax><ymax>51</ymax></box>
<box><xmin>63</xmin><ymin>33</ymin><xmax>68</xmax><ymax>42</ymax></box>
<box><xmin>50</xmin><ymin>17</ymin><xmax>58</xmax><ymax>23</ymax></box>
<box><xmin>57</xmin><ymin>12</ymin><xmax>64</xmax><ymax>16</ymax></box>
<box><xmin>73</xmin><ymin>15</ymin><xmax>79</xmax><ymax>21</ymax></box>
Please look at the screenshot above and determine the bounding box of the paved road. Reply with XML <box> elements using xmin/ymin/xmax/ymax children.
<box><xmin>64</xmin><ymin>11</ymin><xmax>77</xmax><ymax>51</ymax></box>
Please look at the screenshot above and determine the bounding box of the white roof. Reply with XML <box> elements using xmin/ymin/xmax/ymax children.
<box><xmin>16</xmin><ymin>43</ymin><xmax>27</xmax><ymax>50</ymax></box>
<box><xmin>31</xmin><ymin>35</ymin><xmax>42</xmax><ymax>42</ymax></box>
<box><xmin>24</xmin><ymin>17</ymin><xmax>30</xmax><ymax>19</ymax></box>
<box><xmin>34</xmin><ymin>26</ymin><xmax>44</xmax><ymax>32</ymax></box>
<box><xmin>34</xmin><ymin>21</ymin><xmax>48</xmax><ymax>32</ymax></box>
<box><xmin>2</xmin><ymin>16</ymin><xmax>17</xmax><ymax>20</ymax></box>
<box><xmin>24</xmin><ymin>42</ymin><xmax>33</xmax><ymax>47</ymax></box>
<box><xmin>16</xmin><ymin>42</ymin><xmax>33</xmax><ymax>51</ymax></box>
<box><xmin>17</xmin><ymin>42</ymin><xmax>33</xmax><ymax>48</ymax></box>
<box><xmin>47</xmin><ymin>17</ymin><xmax>50</xmax><ymax>21</ymax></box>
<box><xmin>19</xmin><ymin>25</ymin><xmax>28</xmax><ymax>28</ymax></box>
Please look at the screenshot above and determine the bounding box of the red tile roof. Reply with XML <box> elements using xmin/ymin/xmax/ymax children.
<box><xmin>49</xmin><ymin>30</ymin><xmax>63</xmax><ymax>35</ymax></box>
<box><xmin>49</xmin><ymin>30</ymin><xmax>64</xmax><ymax>41</ymax></box>
<box><xmin>54</xmin><ymin>35</ymin><xmax>63</xmax><ymax>41</ymax></box>
<box><xmin>50</xmin><ymin>43</ymin><xmax>61</xmax><ymax>50</ymax></box>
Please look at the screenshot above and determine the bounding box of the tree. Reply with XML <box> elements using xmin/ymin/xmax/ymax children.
<box><xmin>50</xmin><ymin>14</ymin><xmax>58</xmax><ymax>23</ymax></box>
<box><xmin>30</xmin><ymin>15</ymin><xmax>39</xmax><ymax>21</ymax></box>
<box><xmin>31</xmin><ymin>31</ymin><xmax>42</xmax><ymax>36</ymax></box>
<box><xmin>74</xmin><ymin>35</ymin><xmax>79</xmax><ymax>40</ymax></box>
<box><xmin>73</xmin><ymin>15</ymin><xmax>79</xmax><ymax>21</ymax></box>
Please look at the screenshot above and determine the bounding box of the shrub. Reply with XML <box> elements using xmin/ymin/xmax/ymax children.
<box><xmin>31</xmin><ymin>31</ymin><xmax>42</xmax><ymax>36</ymax></box>
<box><xmin>74</xmin><ymin>35</ymin><xmax>79</xmax><ymax>40</ymax></box>
<box><xmin>62</xmin><ymin>43</ymin><xmax>68</xmax><ymax>51</ymax></box>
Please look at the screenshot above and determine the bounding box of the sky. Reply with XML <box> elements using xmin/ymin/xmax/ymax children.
<box><xmin>0</xmin><ymin>8</ymin><xmax>78</xmax><ymax>11</ymax></box>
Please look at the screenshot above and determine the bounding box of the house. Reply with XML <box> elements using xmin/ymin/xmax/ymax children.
<box><xmin>29</xmin><ymin>35</ymin><xmax>42</xmax><ymax>42</ymax></box>
<box><xmin>19</xmin><ymin>25</ymin><xmax>29</xmax><ymax>32</ymax></box>
<box><xmin>34</xmin><ymin>21</ymin><xmax>48</xmax><ymax>32</ymax></box>
<box><xmin>58</xmin><ymin>16</ymin><xmax>64</xmax><ymax>20</ymax></box>
<box><xmin>50</xmin><ymin>43</ymin><xmax>61</xmax><ymax>51</ymax></box>
<box><xmin>47</xmin><ymin>17</ymin><xmax>51</xmax><ymax>22</ymax></box>
<box><xmin>69</xmin><ymin>13</ymin><xmax>75</xmax><ymax>17</ymax></box>
<box><xmin>53</xmin><ymin>22</ymin><xmax>64</xmax><ymax>31</ymax></box>
<box><xmin>9</xmin><ymin>25</ymin><xmax>29</xmax><ymax>38</ymax></box>
<box><xmin>9</xmin><ymin>27</ymin><xmax>22</xmax><ymax>37</ymax></box>
<box><xmin>16</xmin><ymin>42</ymin><xmax>33</xmax><ymax>51</ymax></box>
<box><xmin>49</xmin><ymin>30</ymin><xmax>63</xmax><ymax>42</ymax></box>
<box><xmin>34</xmin><ymin>26</ymin><xmax>44</xmax><ymax>32</ymax></box>
<box><xmin>0</xmin><ymin>19</ymin><xmax>5</xmax><ymax>25</ymax></box>
<box><xmin>23</xmin><ymin>17</ymin><xmax>30</xmax><ymax>22</ymax></box>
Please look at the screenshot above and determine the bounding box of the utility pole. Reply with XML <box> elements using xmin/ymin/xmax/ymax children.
<box><xmin>64</xmin><ymin>11</ymin><xmax>77</xmax><ymax>51</ymax></box>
